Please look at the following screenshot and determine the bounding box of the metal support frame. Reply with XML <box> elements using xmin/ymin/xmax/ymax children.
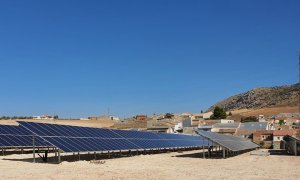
<box><xmin>57</xmin><ymin>150</ymin><xmax>61</xmax><ymax>163</ymax></box>
<box><xmin>202</xmin><ymin>145</ymin><xmax>205</xmax><ymax>159</ymax></box>
<box><xmin>55</xmin><ymin>148</ymin><xmax>57</xmax><ymax>157</ymax></box>
<box><xmin>33</xmin><ymin>135</ymin><xmax>36</xmax><ymax>163</ymax></box>
<box><xmin>295</xmin><ymin>141</ymin><xmax>298</xmax><ymax>156</ymax></box>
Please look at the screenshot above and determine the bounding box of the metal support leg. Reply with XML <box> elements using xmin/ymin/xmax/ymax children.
<box><xmin>108</xmin><ymin>151</ymin><xmax>110</xmax><ymax>158</ymax></box>
<box><xmin>33</xmin><ymin>135</ymin><xmax>36</xmax><ymax>163</ymax></box>
<box><xmin>58</xmin><ymin>151</ymin><xmax>61</xmax><ymax>163</ymax></box>
<box><xmin>94</xmin><ymin>152</ymin><xmax>97</xmax><ymax>160</ymax></box>
<box><xmin>295</xmin><ymin>141</ymin><xmax>298</xmax><ymax>156</ymax></box>
<box><xmin>78</xmin><ymin>152</ymin><xmax>80</xmax><ymax>160</ymax></box>
<box><xmin>55</xmin><ymin>148</ymin><xmax>57</xmax><ymax>158</ymax></box>
<box><xmin>202</xmin><ymin>145</ymin><xmax>205</xmax><ymax>159</ymax></box>
<box><xmin>223</xmin><ymin>148</ymin><xmax>226</xmax><ymax>159</ymax></box>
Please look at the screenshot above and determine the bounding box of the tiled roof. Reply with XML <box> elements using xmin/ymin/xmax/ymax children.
<box><xmin>273</xmin><ymin>130</ymin><xmax>297</xmax><ymax>136</ymax></box>
<box><xmin>253</xmin><ymin>130</ymin><xmax>274</xmax><ymax>136</ymax></box>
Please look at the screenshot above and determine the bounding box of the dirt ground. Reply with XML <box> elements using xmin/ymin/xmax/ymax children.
<box><xmin>231</xmin><ymin>106</ymin><xmax>298</xmax><ymax>117</ymax></box>
<box><xmin>0</xmin><ymin>119</ymin><xmax>115</xmax><ymax>128</ymax></box>
<box><xmin>0</xmin><ymin>150</ymin><xmax>299</xmax><ymax>180</ymax></box>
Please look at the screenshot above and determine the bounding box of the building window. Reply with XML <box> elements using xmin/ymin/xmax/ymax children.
<box><xmin>277</xmin><ymin>137</ymin><xmax>280</xmax><ymax>140</ymax></box>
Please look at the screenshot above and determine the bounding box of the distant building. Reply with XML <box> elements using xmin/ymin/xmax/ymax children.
<box><xmin>199</xmin><ymin>112</ymin><xmax>213</xmax><ymax>120</ymax></box>
<box><xmin>275</xmin><ymin>113</ymin><xmax>300</xmax><ymax>118</ymax></box>
<box><xmin>174</xmin><ymin>122</ymin><xmax>183</xmax><ymax>132</ymax></box>
<box><xmin>258</xmin><ymin>115</ymin><xmax>265</xmax><ymax>122</ymax></box>
<box><xmin>273</xmin><ymin>130</ymin><xmax>297</xmax><ymax>149</ymax></box>
<box><xmin>135</xmin><ymin>115</ymin><xmax>147</xmax><ymax>121</ymax></box>
<box><xmin>182</xmin><ymin>119</ymin><xmax>192</xmax><ymax>127</ymax></box>
<box><xmin>211</xmin><ymin>122</ymin><xmax>240</xmax><ymax>135</ymax></box>
<box><xmin>253</xmin><ymin>130</ymin><xmax>273</xmax><ymax>149</ymax></box>
<box><xmin>33</xmin><ymin>115</ymin><xmax>54</xmax><ymax>120</ymax></box>
<box><xmin>166</xmin><ymin>127</ymin><xmax>175</xmax><ymax>133</ymax></box>
<box><xmin>198</xmin><ymin>120</ymin><xmax>220</xmax><ymax>131</ymax></box>
<box><xmin>235</xmin><ymin>122</ymin><xmax>272</xmax><ymax>139</ymax></box>
<box><xmin>292</xmin><ymin>122</ymin><xmax>300</xmax><ymax>129</ymax></box>
<box><xmin>190</xmin><ymin>114</ymin><xmax>203</xmax><ymax>120</ymax></box>
<box><xmin>109</xmin><ymin>116</ymin><xmax>120</xmax><ymax>121</ymax></box>
<box><xmin>220</xmin><ymin>119</ymin><xmax>234</xmax><ymax>124</ymax></box>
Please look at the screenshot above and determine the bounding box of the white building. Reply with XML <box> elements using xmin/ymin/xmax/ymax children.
<box><xmin>174</xmin><ymin>122</ymin><xmax>183</xmax><ymax>131</ymax></box>
<box><xmin>109</xmin><ymin>116</ymin><xmax>120</xmax><ymax>121</ymax></box>
<box><xmin>33</xmin><ymin>115</ymin><xmax>54</xmax><ymax>120</ymax></box>
<box><xmin>221</xmin><ymin>119</ymin><xmax>234</xmax><ymax>124</ymax></box>
<box><xmin>258</xmin><ymin>115</ymin><xmax>265</xmax><ymax>122</ymax></box>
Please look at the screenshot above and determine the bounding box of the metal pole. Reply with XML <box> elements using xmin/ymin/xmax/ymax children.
<box><xmin>58</xmin><ymin>150</ymin><xmax>61</xmax><ymax>163</ymax></box>
<box><xmin>2</xmin><ymin>149</ymin><xmax>4</xmax><ymax>156</ymax></box>
<box><xmin>33</xmin><ymin>135</ymin><xmax>36</xmax><ymax>163</ymax></box>
<box><xmin>55</xmin><ymin>148</ymin><xmax>57</xmax><ymax>157</ymax></box>
<box><xmin>223</xmin><ymin>148</ymin><xmax>226</xmax><ymax>159</ymax></box>
<box><xmin>78</xmin><ymin>152</ymin><xmax>80</xmax><ymax>160</ymax></box>
<box><xmin>295</xmin><ymin>141</ymin><xmax>298</xmax><ymax>156</ymax></box>
<box><xmin>202</xmin><ymin>145</ymin><xmax>205</xmax><ymax>159</ymax></box>
<box><xmin>94</xmin><ymin>152</ymin><xmax>97</xmax><ymax>160</ymax></box>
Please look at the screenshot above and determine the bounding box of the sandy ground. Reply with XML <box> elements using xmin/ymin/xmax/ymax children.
<box><xmin>0</xmin><ymin>150</ymin><xmax>299</xmax><ymax>180</ymax></box>
<box><xmin>0</xmin><ymin>119</ymin><xmax>115</xmax><ymax>128</ymax></box>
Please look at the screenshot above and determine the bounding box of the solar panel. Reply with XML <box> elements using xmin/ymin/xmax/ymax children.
<box><xmin>18</xmin><ymin>121</ymin><xmax>206</xmax><ymax>153</ymax></box>
<box><xmin>0</xmin><ymin>125</ymin><xmax>51</xmax><ymax>148</ymax></box>
<box><xmin>195</xmin><ymin>130</ymin><xmax>259</xmax><ymax>152</ymax></box>
<box><xmin>0</xmin><ymin>125</ymin><xmax>32</xmax><ymax>135</ymax></box>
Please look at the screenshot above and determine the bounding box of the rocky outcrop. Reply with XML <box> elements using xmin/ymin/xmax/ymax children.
<box><xmin>208</xmin><ymin>83</ymin><xmax>299</xmax><ymax>112</ymax></box>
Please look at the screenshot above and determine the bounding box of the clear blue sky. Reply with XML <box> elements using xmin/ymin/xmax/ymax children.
<box><xmin>0</xmin><ymin>0</ymin><xmax>299</xmax><ymax>118</ymax></box>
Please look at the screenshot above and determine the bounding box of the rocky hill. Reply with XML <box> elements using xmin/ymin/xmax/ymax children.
<box><xmin>208</xmin><ymin>83</ymin><xmax>299</xmax><ymax>112</ymax></box>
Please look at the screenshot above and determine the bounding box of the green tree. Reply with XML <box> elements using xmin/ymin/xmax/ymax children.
<box><xmin>241</xmin><ymin>116</ymin><xmax>258</xmax><ymax>123</ymax></box>
<box><xmin>278</xmin><ymin>120</ymin><xmax>285</xmax><ymax>125</ymax></box>
<box><xmin>210</xmin><ymin>106</ymin><xmax>227</xmax><ymax>119</ymax></box>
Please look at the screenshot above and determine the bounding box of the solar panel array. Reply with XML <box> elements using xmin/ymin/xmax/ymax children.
<box><xmin>0</xmin><ymin>125</ymin><xmax>50</xmax><ymax>148</ymax></box>
<box><xmin>195</xmin><ymin>130</ymin><xmax>259</xmax><ymax>152</ymax></box>
<box><xmin>18</xmin><ymin>121</ymin><xmax>205</xmax><ymax>153</ymax></box>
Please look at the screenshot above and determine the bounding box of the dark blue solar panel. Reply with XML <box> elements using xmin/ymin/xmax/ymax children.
<box><xmin>112</xmin><ymin>129</ymin><xmax>162</xmax><ymax>139</ymax></box>
<box><xmin>0</xmin><ymin>125</ymin><xmax>33</xmax><ymax>135</ymax></box>
<box><xmin>0</xmin><ymin>125</ymin><xmax>51</xmax><ymax>147</ymax></box>
<box><xmin>41</xmin><ymin>137</ymin><xmax>141</xmax><ymax>152</ymax></box>
<box><xmin>128</xmin><ymin>139</ymin><xmax>176</xmax><ymax>149</ymax></box>
<box><xmin>18</xmin><ymin>121</ymin><xmax>206</xmax><ymax>153</ymax></box>
<box><xmin>0</xmin><ymin>134</ymin><xmax>50</xmax><ymax>147</ymax></box>
<box><xmin>19</xmin><ymin>121</ymin><xmax>122</xmax><ymax>138</ymax></box>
